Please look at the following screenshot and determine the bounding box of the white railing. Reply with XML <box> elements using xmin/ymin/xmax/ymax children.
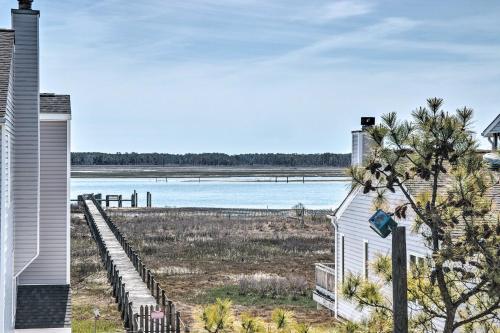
<box><xmin>315</xmin><ymin>263</ymin><xmax>335</xmax><ymax>300</ymax></box>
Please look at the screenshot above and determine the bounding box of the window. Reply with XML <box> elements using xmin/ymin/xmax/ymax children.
<box><xmin>340</xmin><ymin>234</ymin><xmax>345</xmax><ymax>283</ymax></box>
<box><xmin>363</xmin><ymin>240</ymin><xmax>369</xmax><ymax>279</ymax></box>
<box><xmin>409</xmin><ymin>254</ymin><xmax>425</xmax><ymax>277</ymax></box>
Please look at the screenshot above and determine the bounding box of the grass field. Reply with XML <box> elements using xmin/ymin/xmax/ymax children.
<box><xmin>104</xmin><ymin>208</ymin><xmax>338</xmax><ymax>329</ymax></box>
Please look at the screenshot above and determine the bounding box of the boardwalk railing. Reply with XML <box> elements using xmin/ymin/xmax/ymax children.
<box><xmin>79</xmin><ymin>194</ymin><xmax>189</xmax><ymax>332</ymax></box>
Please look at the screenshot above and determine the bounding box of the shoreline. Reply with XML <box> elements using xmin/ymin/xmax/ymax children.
<box><xmin>71</xmin><ymin>165</ymin><xmax>349</xmax><ymax>178</ymax></box>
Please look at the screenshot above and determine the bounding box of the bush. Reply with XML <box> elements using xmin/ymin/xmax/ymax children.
<box><xmin>238</xmin><ymin>273</ymin><xmax>308</xmax><ymax>298</ymax></box>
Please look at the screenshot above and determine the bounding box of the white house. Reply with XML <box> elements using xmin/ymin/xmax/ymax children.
<box><xmin>0</xmin><ymin>1</ymin><xmax>71</xmax><ymax>332</ymax></box>
<box><xmin>313</xmin><ymin>114</ymin><xmax>500</xmax><ymax>323</ymax></box>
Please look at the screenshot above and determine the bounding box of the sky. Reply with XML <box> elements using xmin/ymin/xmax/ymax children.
<box><xmin>1</xmin><ymin>0</ymin><xmax>499</xmax><ymax>154</ymax></box>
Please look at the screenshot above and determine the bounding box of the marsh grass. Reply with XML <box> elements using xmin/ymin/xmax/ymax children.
<box><xmin>108</xmin><ymin>210</ymin><xmax>332</xmax><ymax>268</ymax></box>
<box><xmin>104</xmin><ymin>209</ymin><xmax>334</xmax><ymax>326</ymax></box>
<box><xmin>238</xmin><ymin>273</ymin><xmax>308</xmax><ymax>298</ymax></box>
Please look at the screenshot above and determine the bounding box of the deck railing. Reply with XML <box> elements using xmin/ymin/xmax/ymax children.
<box><xmin>79</xmin><ymin>194</ymin><xmax>189</xmax><ymax>332</ymax></box>
<box><xmin>315</xmin><ymin>263</ymin><xmax>336</xmax><ymax>300</ymax></box>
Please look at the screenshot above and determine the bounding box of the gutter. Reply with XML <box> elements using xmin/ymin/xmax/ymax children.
<box><xmin>327</xmin><ymin>214</ymin><xmax>339</xmax><ymax>319</ymax></box>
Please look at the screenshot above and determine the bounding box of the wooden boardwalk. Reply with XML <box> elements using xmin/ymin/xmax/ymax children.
<box><xmin>81</xmin><ymin>195</ymin><xmax>188</xmax><ymax>332</ymax></box>
<box><xmin>86</xmin><ymin>199</ymin><xmax>157</xmax><ymax>313</ymax></box>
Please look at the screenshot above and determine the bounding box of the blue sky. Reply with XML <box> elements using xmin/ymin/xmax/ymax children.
<box><xmin>1</xmin><ymin>0</ymin><xmax>499</xmax><ymax>153</ymax></box>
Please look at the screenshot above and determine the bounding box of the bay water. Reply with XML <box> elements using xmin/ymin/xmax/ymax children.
<box><xmin>71</xmin><ymin>177</ymin><xmax>350</xmax><ymax>209</ymax></box>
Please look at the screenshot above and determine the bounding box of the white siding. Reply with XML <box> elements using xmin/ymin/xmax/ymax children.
<box><xmin>336</xmin><ymin>189</ymin><xmax>429</xmax><ymax>321</ymax></box>
<box><xmin>20</xmin><ymin>121</ymin><xmax>69</xmax><ymax>285</ymax></box>
<box><xmin>12</xmin><ymin>10</ymin><xmax>40</xmax><ymax>276</ymax></box>
<box><xmin>0</xmin><ymin>126</ymin><xmax>16</xmax><ymax>333</ymax></box>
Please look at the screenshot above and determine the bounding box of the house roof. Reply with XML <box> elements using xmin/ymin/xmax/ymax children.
<box><xmin>334</xmin><ymin>170</ymin><xmax>500</xmax><ymax>230</ymax></box>
<box><xmin>0</xmin><ymin>29</ymin><xmax>15</xmax><ymax>116</ymax></box>
<box><xmin>40</xmin><ymin>93</ymin><xmax>71</xmax><ymax>114</ymax></box>
<box><xmin>482</xmin><ymin>113</ymin><xmax>500</xmax><ymax>137</ymax></box>
<box><xmin>15</xmin><ymin>285</ymin><xmax>71</xmax><ymax>329</ymax></box>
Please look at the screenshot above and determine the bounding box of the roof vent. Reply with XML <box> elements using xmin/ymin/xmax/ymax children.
<box><xmin>18</xmin><ymin>0</ymin><xmax>33</xmax><ymax>10</ymax></box>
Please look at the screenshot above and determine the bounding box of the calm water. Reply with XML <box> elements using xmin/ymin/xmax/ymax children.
<box><xmin>71</xmin><ymin>177</ymin><xmax>350</xmax><ymax>209</ymax></box>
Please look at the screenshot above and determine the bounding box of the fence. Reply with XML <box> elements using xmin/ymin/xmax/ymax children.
<box><xmin>79</xmin><ymin>194</ymin><xmax>189</xmax><ymax>332</ymax></box>
<box><xmin>108</xmin><ymin>206</ymin><xmax>332</xmax><ymax>220</ymax></box>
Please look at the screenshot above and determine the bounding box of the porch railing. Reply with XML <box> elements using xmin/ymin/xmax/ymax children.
<box><xmin>315</xmin><ymin>263</ymin><xmax>335</xmax><ymax>300</ymax></box>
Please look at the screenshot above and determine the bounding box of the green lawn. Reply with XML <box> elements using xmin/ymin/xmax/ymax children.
<box><xmin>194</xmin><ymin>285</ymin><xmax>316</xmax><ymax>309</ymax></box>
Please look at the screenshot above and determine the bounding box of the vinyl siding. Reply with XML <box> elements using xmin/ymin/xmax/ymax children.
<box><xmin>0</xmin><ymin>126</ymin><xmax>16</xmax><ymax>333</ymax></box>
<box><xmin>12</xmin><ymin>10</ymin><xmax>40</xmax><ymax>276</ymax></box>
<box><xmin>336</xmin><ymin>189</ymin><xmax>429</xmax><ymax>321</ymax></box>
<box><xmin>20</xmin><ymin>121</ymin><xmax>69</xmax><ymax>285</ymax></box>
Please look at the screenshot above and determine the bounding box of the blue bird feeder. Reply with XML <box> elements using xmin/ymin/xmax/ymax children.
<box><xmin>369</xmin><ymin>209</ymin><xmax>397</xmax><ymax>238</ymax></box>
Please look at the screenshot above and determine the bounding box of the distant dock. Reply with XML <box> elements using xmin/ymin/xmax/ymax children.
<box><xmin>71</xmin><ymin>165</ymin><xmax>348</xmax><ymax>179</ymax></box>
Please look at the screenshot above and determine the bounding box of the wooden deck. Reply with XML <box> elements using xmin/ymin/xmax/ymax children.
<box><xmin>86</xmin><ymin>199</ymin><xmax>157</xmax><ymax>313</ymax></box>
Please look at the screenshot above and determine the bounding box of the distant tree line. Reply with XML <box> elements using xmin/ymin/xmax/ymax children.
<box><xmin>71</xmin><ymin>152</ymin><xmax>351</xmax><ymax>167</ymax></box>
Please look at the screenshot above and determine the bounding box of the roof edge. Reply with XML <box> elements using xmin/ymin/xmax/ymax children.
<box><xmin>482</xmin><ymin>114</ymin><xmax>500</xmax><ymax>137</ymax></box>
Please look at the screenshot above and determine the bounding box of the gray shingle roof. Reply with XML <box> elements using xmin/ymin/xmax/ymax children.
<box><xmin>482</xmin><ymin>113</ymin><xmax>500</xmax><ymax>137</ymax></box>
<box><xmin>0</xmin><ymin>29</ymin><xmax>15</xmax><ymax>116</ymax></box>
<box><xmin>40</xmin><ymin>93</ymin><xmax>71</xmax><ymax>114</ymax></box>
<box><xmin>15</xmin><ymin>285</ymin><xmax>72</xmax><ymax>329</ymax></box>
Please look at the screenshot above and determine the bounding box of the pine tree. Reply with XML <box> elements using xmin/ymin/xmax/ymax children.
<box><xmin>345</xmin><ymin>98</ymin><xmax>499</xmax><ymax>332</ymax></box>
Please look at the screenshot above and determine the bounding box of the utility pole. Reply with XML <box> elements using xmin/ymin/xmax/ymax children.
<box><xmin>369</xmin><ymin>210</ymin><xmax>408</xmax><ymax>333</ymax></box>
<box><xmin>392</xmin><ymin>226</ymin><xmax>408</xmax><ymax>333</ymax></box>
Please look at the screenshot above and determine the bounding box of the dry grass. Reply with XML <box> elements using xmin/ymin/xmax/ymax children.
<box><xmin>107</xmin><ymin>209</ymin><xmax>337</xmax><ymax>327</ymax></box>
<box><xmin>238</xmin><ymin>273</ymin><xmax>308</xmax><ymax>298</ymax></box>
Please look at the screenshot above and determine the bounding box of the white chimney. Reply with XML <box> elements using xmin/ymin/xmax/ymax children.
<box><xmin>12</xmin><ymin>0</ymin><xmax>41</xmax><ymax>276</ymax></box>
<box><xmin>351</xmin><ymin>117</ymin><xmax>375</xmax><ymax>166</ymax></box>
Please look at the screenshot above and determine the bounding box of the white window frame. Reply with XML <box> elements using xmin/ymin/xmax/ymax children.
<box><xmin>408</xmin><ymin>252</ymin><xmax>426</xmax><ymax>276</ymax></box>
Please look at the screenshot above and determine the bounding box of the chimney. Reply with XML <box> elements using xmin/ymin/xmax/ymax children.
<box><xmin>18</xmin><ymin>0</ymin><xmax>34</xmax><ymax>10</ymax></box>
<box><xmin>12</xmin><ymin>0</ymin><xmax>41</xmax><ymax>275</ymax></box>
<box><xmin>351</xmin><ymin>117</ymin><xmax>375</xmax><ymax>166</ymax></box>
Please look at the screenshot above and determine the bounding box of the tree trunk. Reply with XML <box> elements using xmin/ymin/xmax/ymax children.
<box><xmin>443</xmin><ymin>310</ymin><xmax>456</xmax><ymax>333</ymax></box>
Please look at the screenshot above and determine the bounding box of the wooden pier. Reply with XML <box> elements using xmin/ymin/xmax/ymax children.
<box><xmin>79</xmin><ymin>194</ymin><xmax>188</xmax><ymax>332</ymax></box>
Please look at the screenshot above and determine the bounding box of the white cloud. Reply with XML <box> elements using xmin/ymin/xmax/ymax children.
<box><xmin>321</xmin><ymin>0</ymin><xmax>374</xmax><ymax>20</ymax></box>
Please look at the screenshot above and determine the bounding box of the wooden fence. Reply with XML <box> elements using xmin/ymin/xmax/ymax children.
<box><xmin>109</xmin><ymin>206</ymin><xmax>333</xmax><ymax>220</ymax></box>
<box><xmin>79</xmin><ymin>194</ymin><xmax>189</xmax><ymax>332</ymax></box>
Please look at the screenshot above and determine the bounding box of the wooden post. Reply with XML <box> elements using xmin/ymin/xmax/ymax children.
<box><xmin>155</xmin><ymin>305</ymin><xmax>160</xmax><ymax>332</ymax></box>
<box><xmin>145</xmin><ymin>305</ymin><xmax>149</xmax><ymax>333</ymax></box>
<box><xmin>118</xmin><ymin>195</ymin><xmax>122</xmax><ymax>208</ymax></box>
<box><xmin>106</xmin><ymin>195</ymin><xmax>110</xmax><ymax>208</ymax></box>
<box><xmin>175</xmin><ymin>311</ymin><xmax>181</xmax><ymax>333</ymax></box>
<box><xmin>140</xmin><ymin>306</ymin><xmax>144</xmax><ymax>332</ymax></box>
<box><xmin>392</xmin><ymin>226</ymin><xmax>408</xmax><ymax>333</ymax></box>
<box><xmin>167</xmin><ymin>301</ymin><xmax>173</xmax><ymax>330</ymax></box>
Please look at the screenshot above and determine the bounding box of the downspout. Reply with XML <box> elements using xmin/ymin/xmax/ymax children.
<box><xmin>328</xmin><ymin>214</ymin><xmax>339</xmax><ymax>319</ymax></box>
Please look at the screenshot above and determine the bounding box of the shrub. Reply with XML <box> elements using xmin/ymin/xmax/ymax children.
<box><xmin>238</xmin><ymin>273</ymin><xmax>307</xmax><ymax>298</ymax></box>
<box><xmin>202</xmin><ymin>298</ymin><xmax>233</xmax><ymax>333</ymax></box>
